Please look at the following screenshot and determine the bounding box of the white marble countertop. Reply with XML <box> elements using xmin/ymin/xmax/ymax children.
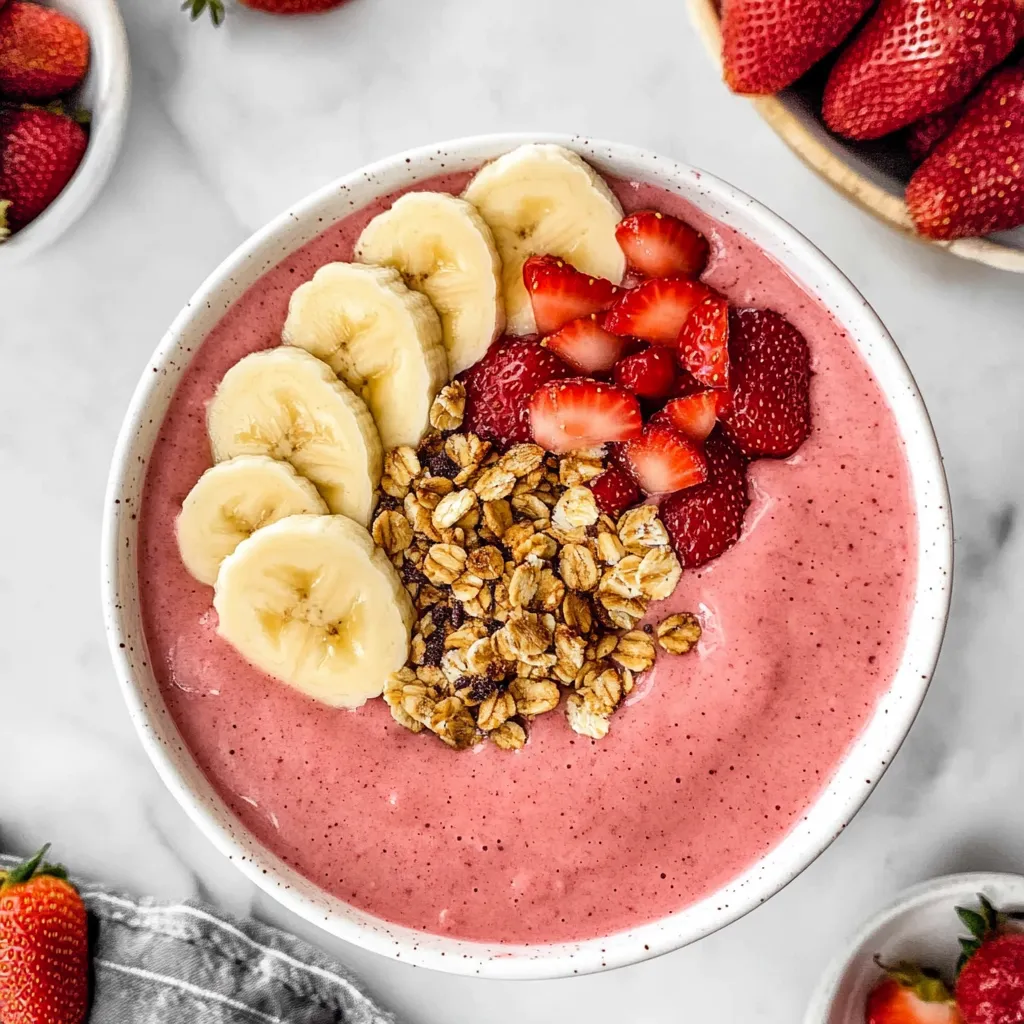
<box><xmin>3</xmin><ymin>1</ymin><xmax>1024</xmax><ymax>1020</ymax></box>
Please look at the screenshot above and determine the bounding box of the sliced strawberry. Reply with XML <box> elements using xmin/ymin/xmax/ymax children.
<box><xmin>603</xmin><ymin>277</ymin><xmax>712</xmax><ymax>345</ymax></box>
<box><xmin>651</xmin><ymin>391</ymin><xmax>723</xmax><ymax>444</ymax></box>
<box><xmin>660</xmin><ymin>429</ymin><xmax>749</xmax><ymax>569</ymax></box>
<box><xmin>523</xmin><ymin>255</ymin><xmax>622</xmax><ymax>335</ymax></box>
<box><xmin>615</xmin><ymin>210</ymin><xmax>710</xmax><ymax>279</ymax></box>
<box><xmin>867</xmin><ymin>963</ymin><xmax>962</xmax><ymax>1024</ymax></box>
<box><xmin>613</xmin><ymin>346</ymin><xmax>678</xmax><ymax>400</ymax></box>
<box><xmin>621</xmin><ymin>424</ymin><xmax>708</xmax><ymax>496</ymax></box>
<box><xmin>589</xmin><ymin>466</ymin><xmax>641</xmax><ymax>518</ymax></box>
<box><xmin>542</xmin><ymin>314</ymin><xmax>629</xmax><ymax>374</ymax></box>
<box><xmin>460</xmin><ymin>336</ymin><xmax>570</xmax><ymax>449</ymax></box>
<box><xmin>719</xmin><ymin>308</ymin><xmax>811</xmax><ymax>458</ymax></box>
<box><xmin>528</xmin><ymin>379</ymin><xmax>643</xmax><ymax>455</ymax></box>
<box><xmin>678</xmin><ymin>292</ymin><xmax>730</xmax><ymax>389</ymax></box>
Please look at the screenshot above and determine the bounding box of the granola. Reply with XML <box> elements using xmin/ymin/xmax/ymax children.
<box><xmin>373</xmin><ymin>424</ymin><xmax>700</xmax><ymax>750</ymax></box>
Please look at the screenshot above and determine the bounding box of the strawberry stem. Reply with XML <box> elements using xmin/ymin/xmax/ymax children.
<box><xmin>0</xmin><ymin>843</ymin><xmax>70</xmax><ymax>891</ymax></box>
<box><xmin>181</xmin><ymin>0</ymin><xmax>226</xmax><ymax>25</ymax></box>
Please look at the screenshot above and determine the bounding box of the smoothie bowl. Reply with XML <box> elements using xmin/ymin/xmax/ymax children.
<box><xmin>102</xmin><ymin>133</ymin><xmax>952</xmax><ymax>978</ymax></box>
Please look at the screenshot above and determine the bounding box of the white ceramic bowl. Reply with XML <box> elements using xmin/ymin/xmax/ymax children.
<box><xmin>0</xmin><ymin>0</ymin><xmax>130</xmax><ymax>263</ymax></box>
<box><xmin>806</xmin><ymin>874</ymin><xmax>1024</xmax><ymax>1023</ymax></box>
<box><xmin>101</xmin><ymin>133</ymin><xmax>954</xmax><ymax>979</ymax></box>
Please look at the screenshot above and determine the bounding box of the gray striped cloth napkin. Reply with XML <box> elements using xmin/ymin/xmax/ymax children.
<box><xmin>0</xmin><ymin>853</ymin><xmax>396</xmax><ymax>1024</ymax></box>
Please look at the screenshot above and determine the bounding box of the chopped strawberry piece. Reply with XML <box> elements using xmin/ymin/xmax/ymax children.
<box><xmin>615</xmin><ymin>210</ymin><xmax>710</xmax><ymax>279</ymax></box>
<box><xmin>651</xmin><ymin>391</ymin><xmax>723</xmax><ymax>444</ymax></box>
<box><xmin>660</xmin><ymin>429</ymin><xmax>749</xmax><ymax>569</ymax></box>
<box><xmin>719</xmin><ymin>308</ymin><xmax>811</xmax><ymax>458</ymax></box>
<box><xmin>528</xmin><ymin>379</ymin><xmax>643</xmax><ymax>455</ymax></box>
<box><xmin>603</xmin><ymin>277</ymin><xmax>713</xmax><ymax>345</ymax></box>
<box><xmin>613</xmin><ymin>346</ymin><xmax>677</xmax><ymax>400</ymax></box>
<box><xmin>542</xmin><ymin>314</ymin><xmax>629</xmax><ymax>374</ymax></box>
<box><xmin>460</xmin><ymin>336</ymin><xmax>570</xmax><ymax>450</ymax></box>
<box><xmin>523</xmin><ymin>255</ymin><xmax>622</xmax><ymax>335</ymax></box>
<box><xmin>621</xmin><ymin>424</ymin><xmax>708</xmax><ymax>496</ymax></box>
<box><xmin>678</xmin><ymin>292</ymin><xmax>730</xmax><ymax>389</ymax></box>
<box><xmin>589</xmin><ymin>466</ymin><xmax>641</xmax><ymax>518</ymax></box>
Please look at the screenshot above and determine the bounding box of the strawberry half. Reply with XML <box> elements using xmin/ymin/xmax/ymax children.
<box><xmin>651</xmin><ymin>391</ymin><xmax>724</xmax><ymax>444</ymax></box>
<box><xmin>589</xmin><ymin>466</ymin><xmax>641</xmax><ymax>518</ymax></box>
<box><xmin>620</xmin><ymin>424</ymin><xmax>708</xmax><ymax>496</ymax></box>
<box><xmin>906</xmin><ymin>67</ymin><xmax>1024</xmax><ymax>240</ymax></box>
<box><xmin>604</xmin><ymin>277</ymin><xmax>713</xmax><ymax>345</ymax></box>
<box><xmin>523</xmin><ymin>255</ymin><xmax>622</xmax><ymax>335</ymax></box>
<box><xmin>721</xmin><ymin>0</ymin><xmax>874</xmax><ymax>95</ymax></box>
<box><xmin>718</xmin><ymin>308</ymin><xmax>811</xmax><ymax>458</ymax></box>
<box><xmin>613</xmin><ymin>346</ymin><xmax>678</xmax><ymax>400</ymax></box>
<box><xmin>822</xmin><ymin>0</ymin><xmax>1021</xmax><ymax>141</ymax></box>
<box><xmin>866</xmin><ymin>963</ymin><xmax>962</xmax><ymax>1024</ymax></box>
<box><xmin>459</xmin><ymin>336</ymin><xmax>570</xmax><ymax>449</ymax></box>
<box><xmin>528</xmin><ymin>379</ymin><xmax>643</xmax><ymax>454</ymax></box>
<box><xmin>678</xmin><ymin>292</ymin><xmax>730</xmax><ymax>389</ymax></box>
<box><xmin>660</xmin><ymin>429</ymin><xmax>749</xmax><ymax>569</ymax></box>
<box><xmin>542</xmin><ymin>314</ymin><xmax>629</xmax><ymax>374</ymax></box>
<box><xmin>615</xmin><ymin>210</ymin><xmax>709</xmax><ymax>279</ymax></box>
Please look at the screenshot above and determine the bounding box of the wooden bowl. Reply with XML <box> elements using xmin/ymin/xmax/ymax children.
<box><xmin>688</xmin><ymin>0</ymin><xmax>1024</xmax><ymax>273</ymax></box>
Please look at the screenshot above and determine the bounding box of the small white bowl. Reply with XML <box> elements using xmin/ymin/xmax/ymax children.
<box><xmin>806</xmin><ymin>874</ymin><xmax>1024</xmax><ymax>1024</ymax></box>
<box><xmin>102</xmin><ymin>133</ymin><xmax>953</xmax><ymax>979</ymax></box>
<box><xmin>0</xmin><ymin>0</ymin><xmax>130</xmax><ymax>262</ymax></box>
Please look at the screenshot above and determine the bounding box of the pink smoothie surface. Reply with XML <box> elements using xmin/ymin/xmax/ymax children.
<box><xmin>138</xmin><ymin>169</ymin><xmax>916</xmax><ymax>945</ymax></box>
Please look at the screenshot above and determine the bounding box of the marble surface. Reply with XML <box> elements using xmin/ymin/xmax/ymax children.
<box><xmin>2</xmin><ymin>1</ymin><xmax>1024</xmax><ymax>1020</ymax></box>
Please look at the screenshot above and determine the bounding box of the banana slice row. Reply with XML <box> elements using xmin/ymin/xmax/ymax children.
<box><xmin>174</xmin><ymin>143</ymin><xmax>626</xmax><ymax>710</ymax></box>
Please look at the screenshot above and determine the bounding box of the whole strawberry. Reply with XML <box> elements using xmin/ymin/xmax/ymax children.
<box><xmin>721</xmin><ymin>0</ymin><xmax>874</xmax><ymax>95</ymax></box>
<box><xmin>0</xmin><ymin>106</ymin><xmax>88</xmax><ymax>236</ymax></box>
<box><xmin>822</xmin><ymin>0</ymin><xmax>1022</xmax><ymax>140</ymax></box>
<box><xmin>866</xmin><ymin>961</ymin><xmax>962</xmax><ymax>1024</ymax></box>
<box><xmin>182</xmin><ymin>0</ymin><xmax>348</xmax><ymax>23</ymax></box>
<box><xmin>906</xmin><ymin>67</ymin><xmax>1024</xmax><ymax>239</ymax></box>
<box><xmin>955</xmin><ymin>895</ymin><xmax>1024</xmax><ymax>1024</ymax></box>
<box><xmin>0</xmin><ymin>2</ymin><xmax>90</xmax><ymax>100</ymax></box>
<box><xmin>0</xmin><ymin>845</ymin><xmax>89</xmax><ymax>1024</ymax></box>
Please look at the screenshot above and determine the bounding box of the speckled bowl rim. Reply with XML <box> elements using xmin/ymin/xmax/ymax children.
<box><xmin>101</xmin><ymin>132</ymin><xmax>953</xmax><ymax>979</ymax></box>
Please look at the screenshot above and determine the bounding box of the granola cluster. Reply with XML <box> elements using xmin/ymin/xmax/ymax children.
<box><xmin>372</xmin><ymin>381</ymin><xmax>702</xmax><ymax>750</ymax></box>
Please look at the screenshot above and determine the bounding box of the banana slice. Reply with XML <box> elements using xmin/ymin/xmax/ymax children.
<box><xmin>282</xmin><ymin>262</ymin><xmax>448</xmax><ymax>449</ymax></box>
<box><xmin>176</xmin><ymin>455</ymin><xmax>328</xmax><ymax>586</ymax></box>
<box><xmin>463</xmin><ymin>144</ymin><xmax>626</xmax><ymax>336</ymax></box>
<box><xmin>207</xmin><ymin>347</ymin><xmax>381</xmax><ymax>526</ymax></box>
<box><xmin>214</xmin><ymin>514</ymin><xmax>414</xmax><ymax>709</ymax></box>
<box><xmin>353</xmin><ymin>192</ymin><xmax>504</xmax><ymax>374</ymax></box>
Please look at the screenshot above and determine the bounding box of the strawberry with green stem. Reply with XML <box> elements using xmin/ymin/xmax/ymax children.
<box><xmin>955</xmin><ymin>894</ymin><xmax>1024</xmax><ymax>1024</ymax></box>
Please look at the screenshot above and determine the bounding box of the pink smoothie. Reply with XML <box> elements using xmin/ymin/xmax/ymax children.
<box><xmin>138</xmin><ymin>169</ymin><xmax>916</xmax><ymax>945</ymax></box>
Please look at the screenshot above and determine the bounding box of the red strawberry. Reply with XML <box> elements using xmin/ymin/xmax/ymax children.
<box><xmin>459</xmin><ymin>336</ymin><xmax>570</xmax><ymax>449</ymax></box>
<box><xmin>651</xmin><ymin>391</ymin><xmax>723</xmax><ymax>444</ymax></box>
<box><xmin>0</xmin><ymin>845</ymin><xmax>89</xmax><ymax>1024</ymax></box>
<box><xmin>677</xmin><ymin>292</ymin><xmax>730</xmax><ymax>389</ymax></box>
<box><xmin>523</xmin><ymin>255</ymin><xmax>622</xmax><ymax>335</ymax></box>
<box><xmin>718</xmin><ymin>308</ymin><xmax>811</xmax><ymax>458</ymax></box>
<box><xmin>528</xmin><ymin>379</ymin><xmax>643</xmax><ymax>454</ymax></box>
<box><xmin>721</xmin><ymin>0</ymin><xmax>874</xmax><ymax>95</ymax></box>
<box><xmin>615</xmin><ymin>210</ymin><xmax>709</xmax><ymax>279</ymax></box>
<box><xmin>0</xmin><ymin>2</ymin><xmax>89</xmax><ymax>99</ymax></box>
<box><xmin>906</xmin><ymin>102</ymin><xmax>967</xmax><ymax>163</ymax></box>
<box><xmin>822</xmin><ymin>0</ymin><xmax>1021</xmax><ymax>141</ymax></box>
<box><xmin>906</xmin><ymin>67</ymin><xmax>1024</xmax><ymax>240</ymax></box>
<box><xmin>0</xmin><ymin>107</ymin><xmax>88</xmax><ymax>236</ymax></box>
<box><xmin>589</xmin><ymin>466</ymin><xmax>641</xmax><ymax>518</ymax></box>
<box><xmin>866</xmin><ymin>963</ymin><xmax>962</xmax><ymax>1024</ymax></box>
<box><xmin>604</xmin><ymin>277</ymin><xmax>712</xmax><ymax>345</ymax></box>
<box><xmin>621</xmin><ymin>424</ymin><xmax>708</xmax><ymax>495</ymax></box>
<box><xmin>660</xmin><ymin>429</ymin><xmax>749</xmax><ymax>568</ymax></box>
<box><xmin>542</xmin><ymin>314</ymin><xmax>629</xmax><ymax>374</ymax></box>
<box><xmin>613</xmin><ymin>346</ymin><xmax>678</xmax><ymax>400</ymax></box>
<box><xmin>183</xmin><ymin>0</ymin><xmax>347</xmax><ymax>21</ymax></box>
<box><xmin>954</xmin><ymin>894</ymin><xmax>1024</xmax><ymax>1024</ymax></box>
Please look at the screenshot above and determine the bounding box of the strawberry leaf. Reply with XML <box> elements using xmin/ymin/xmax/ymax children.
<box><xmin>957</xmin><ymin>907</ymin><xmax>989</xmax><ymax>940</ymax></box>
<box><xmin>979</xmin><ymin>893</ymin><xmax>1000</xmax><ymax>932</ymax></box>
<box><xmin>181</xmin><ymin>0</ymin><xmax>226</xmax><ymax>25</ymax></box>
